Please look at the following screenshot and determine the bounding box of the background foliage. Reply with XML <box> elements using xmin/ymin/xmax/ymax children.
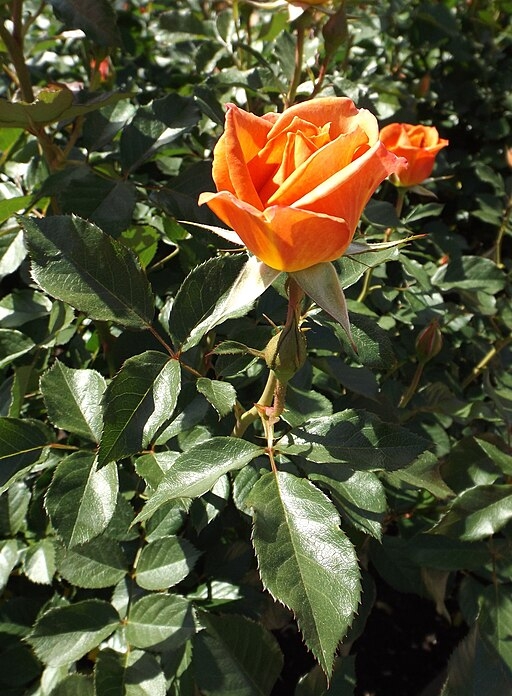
<box><xmin>0</xmin><ymin>0</ymin><xmax>511</xmax><ymax>694</ymax></box>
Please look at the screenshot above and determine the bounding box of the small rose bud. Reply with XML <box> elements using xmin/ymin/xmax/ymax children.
<box><xmin>322</xmin><ymin>4</ymin><xmax>348</xmax><ymax>55</ymax></box>
<box><xmin>415</xmin><ymin>320</ymin><xmax>443</xmax><ymax>364</ymax></box>
<box><xmin>264</xmin><ymin>322</ymin><xmax>307</xmax><ymax>383</ymax></box>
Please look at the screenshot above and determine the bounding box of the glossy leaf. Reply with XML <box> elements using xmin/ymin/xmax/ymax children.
<box><xmin>431</xmin><ymin>484</ymin><xmax>512</xmax><ymax>541</ymax></box>
<box><xmin>45</xmin><ymin>452</ymin><xmax>118</xmax><ymax>547</ymax></box>
<box><xmin>50</xmin><ymin>675</ymin><xmax>94</xmax><ymax>696</ymax></box>
<box><xmin>248</xmin><ymin>471</ymin><xmax>361</xmax><ymax>676</ymax></box>
<box><xmin>135</xmin><ymin>535</ymin><xmax>201</xmax><ymax>590</ymax></box>
<box><xmin>28</xmin><ymin>599</ymin><xmax>120</xmax><ymax>667</ymax></box>
<box><xmin>56</xmin><ymin>536</ymin><xmax>127</xmax><ymax>588</ymax></box>
<box><xmin>196</xmin><ymin>377</ymin><xmax>237</xmax><ymax>417</ymax></box>
<box><xmin>193</xmin><ymin>612</ymin><xmax>284</xmax><ymax>696</ymax></box>
<box><xmin>441</xmin><ymin>584</ymin><xmax>512</xmax><ymax>696</ymax></box>
<box><xmin>278</xmin><ymin>410</ymin><xmax>430</xmax><ymax>470</ymax></box>
<box><xmin>94</xmin><ymin>648</ymin><xmax>167</xmax><ymax>696</ymax></box>
<box><xmin>168</xmin><ymin>254</ymin><xmax>279</xmax><ymax>352</ymax></box>
<box><xmin>136</xmin><ymin>437</ymin><xmax>263</xmax><ymax>522</ymax></box>
<box><xmin>98</xmin><ymin>351</ymin><xmax>181</xmax><ymax>466</ymax></box>
<box><xmin>310</xmin><ymin>468</ymin><xmax>387</xmax><ymax>540</ymax></box>
<box><xmin>0</xmin><ymin>540</ymin><xmax>20</xmax><ymax>591</ymax></box>
<box><xmin>120</xmin><ymin>94</ymin><xmax>200</xmax><ymax>173</ymax></box>
<box><xmin>21</xmin><ymin>214</ymin><xmax>155</xmax><ymax>328</ymax></box>
<box><xmin>22</xmin><ymin>539</ymin><xmax>56</xmax><ymax>585</ymax></box>
<box><xmin>0</xmin><ymin>417</ymin><xmax>52</xmax><ymax>493</ymax></box>
<box><xmin>126</xmin><ymin>594</ymin><xmax>195</xmax><ymax>651</ymax></box>
<box><xmin>40</xmin><ymin>361</ymin><xmax>106</xmax><ymax>442</ymax></box>
<box><xmin>0</xmin><ymin>230</ymin><xmax>26</xmax><ymax>280</ymax></box>
<box><xmin>0</xmin><ymin>328</ymin><xmax>34</xmax><ymax>369</ymax></box>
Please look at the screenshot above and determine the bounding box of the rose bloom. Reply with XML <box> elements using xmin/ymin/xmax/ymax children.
<box><xmin>379</xmin><ymin>123</ymin><xmax>448</xmax><ymax>187</ymax></box>
<box><xmin>199</xmin><ymin>98</ymin><xmax>406</xmax><ymax>272</ymax></box>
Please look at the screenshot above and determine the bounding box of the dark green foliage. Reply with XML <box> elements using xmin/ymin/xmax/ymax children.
<box><xmin>0</xmin><ymin>1</ymin><xmax>511</xmax><ymax>694</ymax></box>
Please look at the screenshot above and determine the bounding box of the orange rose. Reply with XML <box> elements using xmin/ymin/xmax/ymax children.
<box><xmin>199</xmin><ymin>98</ymin><xmax>406</xmax><ymax>272</ymax></box>
<box><xmin>379</xmin><ymin>123</ymin><xmax>448</xmax><ymax>187</ymax></box>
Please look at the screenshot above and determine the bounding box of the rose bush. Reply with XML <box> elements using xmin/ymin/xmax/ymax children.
<box><xmin>379</xmin><ymin>122</ymin><xmax>448</xmax><ymax>187</ymax></box>
<box><xmin>199</xmin><ymin>97</ymin><xmax>405</xmax><ymax>272</ymax></box>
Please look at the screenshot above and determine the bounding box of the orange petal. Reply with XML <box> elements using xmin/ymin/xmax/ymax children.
<box><xmin>293</xmin><ymin>141</ymin><xmax>405</xmax><ymax>230</ymax></box>
<box><xmin>200</xmin><ymin>190</ymin><xmax>353</xmax><ymax>272</ymax></box>
<box><xmin>212</xmin><ymin>104</ymin><xmax>272</xmax><ymax>210</ymax></box>
<box><xmin>266</xmin><ymin>126</ymin><xmax>371</xmax><ymax>207</ymax></box>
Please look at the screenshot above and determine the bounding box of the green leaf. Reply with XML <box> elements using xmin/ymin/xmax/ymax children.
<box><xmin>431</xmin><ymin>484</ymin><xmax>512</xmax><ymax>541</ymax></box>
<box><xmin>0</xmin><ymin>88</ymin><xmax>73</xmax><ymax>128</ymax></box>
<box><xmin>0</xmin><ymin>289</ymin><xmax>52</xmax><ymax>328</ymax></box>
<box><xmin>21</xmin><ymin>214</ymin><xmax>155</xmax><ymax>329</ymax></box>
<box><xmin>336</xmin><ymin>245</ymin><xmax>400</xmax><ymax>289</ymax></box>
<box><xmin>98</xmin><ymin>352</ymin><xmax>181</xmax><ymax>466</ymax></box>
<box><xmin>169</xmin><ymin>254</ymin><xmax>280</xmax><ymax>352</ymax></box>
<box><xmin>45</xmin><ymin>452</ymin><xmax>119</xmax><ymax>547</ymax></box>
<box><xmin>135</xmin><ymin>535</ymin><xmax>201</xmax><ymax>590</ymax></box>
<box><xmin>193</xmin><ymin>612</ymin><xmax>283</xmax><ymax>696</ymax></box>
<box><xmin>94</xmin><ymin>648</ymin><xmax>167</xmax><ymax>696</ymax></box>
<box><xmin>56</xmin><ymin>536</ymin><xmax>127</xmax><ymax>588</ymax></box>
<box><xmin>135</xmin><ymin>438</ymin><xmax>263</xmax><ymax>523</ymax></box>
<box><xmin>49</xmin><ymin>674</ymin><xmax>94</xmax><ymax>696</ymax></box>
<box><xmin>309</xmin><ymin>469</ymin><xmax>387</xmax><ymax>540</ymax></box>
<box><xmin>248</xmin><ymin>472</ymin><xmax>361</xmax><ymax>676</ymax></box>
<box><xmin>48</xmin><ymin>0</ymin><xmax>121</xmax><ymax>46</ymax></box>
<box><xmin>0</xmin><ymin>480</ymin><xmax>30</xmax><ymax>535</ymax></box>
<box><xmin>441</xmin><ymin>584</ymin><xmax>512</xmax><ymax>696</ymax></box>
<box><xmin>41</xmin><ymin>361</ymin><xmax>106</xmax><ymax>442</ymax></box>
<box><xmin>22</xmin><ymin>539</ymin><xmax>56</xmax><ymax>585</ymax></box>
<box><xmin>52</xmin><ymin>169</ymin><xmax>137</xmax><ymax>236</ymax></box>
<box><xmin>278</xmin><ymin>410</ymin><xmax>430</xmax><ymax>470</ymax></box>
<box><xmin>28</xmin><ymin>599</ymin><xmax>120</xmax><ymax>667</ymax></box>
<box><xmin>0</xmin><ymin>230</ymin><xmax>26</xmax><ymax>279</ymax></box>
<box><xmin>385</xmin><ymin>451</ymin><xmax>454</xmax><ymax>499</ymax></box>
<box><xmin>0</xmin><ymin>417</ymin><xmax>51</xmax><ymax>493</ymax></box>
<box><xmin>126</xmin><ymin>594</ymin><xmax>195</xmax><ymax>651</ymax></box>
<box><xmin>0</xmin><ymin>539</ymin><xmax>20</xmax><ymax>591</ymax></box>
<box><xmin>475</xmin><ymin>437</ymin><xmax>512</xmax><ymax>476</ymax></box>
<box><xmin>120</xmin><ymin>94</ymin><xmax>200</xmax><ymax>173</ymax></box>
<box><xmin>0</xmin><ymin>328</ymin><xmax>34</xmax><ymax>368</ymax></box>
<box><xmin>432</xmin><ymin>256</ymin><xmax>506</xmax><ymax>295</ymax></box>
<box><xmin>196</xmin><ymin>377</ymin><xmax>237</xmax><ymax>417</ymax></box>
<box><xmin>0</xmin><ymin>193</ymin><xmax>31</xmax><ymax>223</ymax></box>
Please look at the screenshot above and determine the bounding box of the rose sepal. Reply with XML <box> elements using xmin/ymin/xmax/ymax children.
<box><xmin>291</xmin><ymin>261</ymin><xmax>356</xmax><ymax>350</ymax></box>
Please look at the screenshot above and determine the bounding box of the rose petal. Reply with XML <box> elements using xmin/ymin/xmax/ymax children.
<box><xmin>293</xmin><ymin>141</ymin><xmax>405</xmax><ymax>230</ymax></box>
<box><xmin>201</xmin><ymin>190</ymin><xmax>353</xmax><ymax>272</ymax></box>
<box><xmin>266</xmin><ymin>125</ymin><xmax>371</xmax><ymax>207</ymax></box>
<box><xmin>212</xmin><ymin>104</ymin><xmax>272</xmax><ymax>210</ymax></box>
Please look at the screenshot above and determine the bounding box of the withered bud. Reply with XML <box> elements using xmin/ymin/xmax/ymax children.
<box><xmin>415</xmin><ymin>320</ymin><xmax>443</xmax><ymax>364</ymax></box>
<box><xmin>264</xmin><ymin>322</ymin><xmax>307</xmax><ymax>383</ymax></box>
